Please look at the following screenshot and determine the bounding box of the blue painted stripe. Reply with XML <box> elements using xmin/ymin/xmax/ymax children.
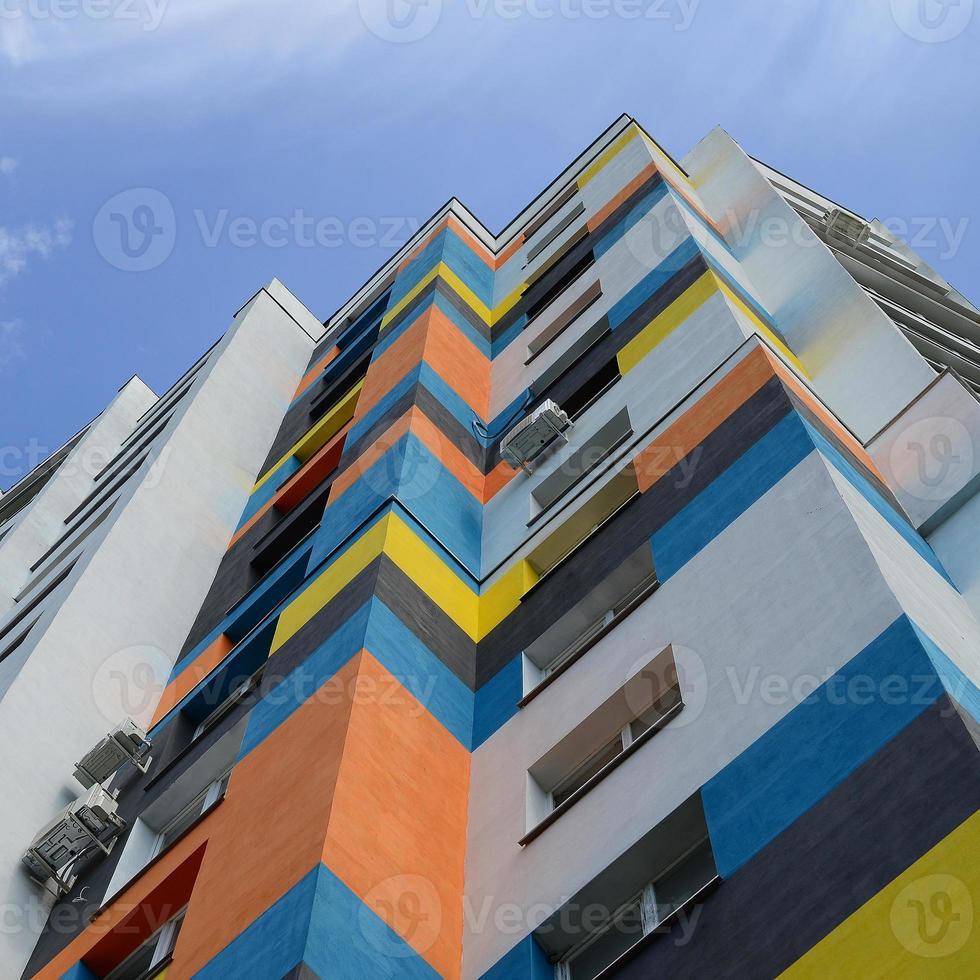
<box><xmin>802</xmin><ymin>418</ymin><xmax>954</xmax><ymax>585</ymax></box>
<box><xmin>702</xmin><ymin>615</ymin><xmax>945</xmax><ymax>876</ymax></box>
<box><xmin>479</xmin><ymin>934</ymin><xmax>553</xmax><ymax>980</ymax></box>
<box><xmin>239</xmin><ymin>598</ymin><xmax>474</xmax><ymax>758</ymax></box>
<box><xmin>652</xmin><ymin>410</ymin><xmax>811</xmax><ymax>581</ymax></box>
<box><xmin>593</xmin><ymin>179</ymin><xmax>670</xmax><ymax>260</ymax></box>
<box><xmin>472</xmin><ymin>653</ymin><xmax>522</xmax><ymax>750</ymax></box>
<box><xmin>911</xmin><ymin>621</ymin><xmax>980</xmax><ymax>724</ymax></box>
<box><xmin>193</xmin><ymin>863</ymin><xmax>440</xmax><ymax>979</ymax></box>
<box><xmin>310</xmin><ymin>433</ymin><xmax>482</xmax><ymax>576</ymax></box>
<box><xmin>607</xmin><ymin>236</ymin><xmax>702</xmax><ymax>330</ymax></box>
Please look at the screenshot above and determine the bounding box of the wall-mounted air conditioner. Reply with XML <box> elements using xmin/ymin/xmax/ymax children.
<box><xmin>823</xmin><ymin>208</ymin><xmax>871</xmax><ymax>248</ymax></box>
<box><xmin>22</xmin><ymin>785</ymin><xmax>126</xmax><ymax>895</ymax></box>
<box><xmin>74</xmin><ymin>718</ymin><xmax>152</xmax><ymax>789</ymax></box>
<box><xmin>500</xmin><ymin>400</ymin><xmax>571</xmax><ymax>473</ymax></box>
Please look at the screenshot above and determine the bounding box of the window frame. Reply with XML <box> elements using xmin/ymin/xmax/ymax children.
<box><xmin>103</xmin><ymin>905</ymin><xmax>187</xmax><ymax>980</ymax></box>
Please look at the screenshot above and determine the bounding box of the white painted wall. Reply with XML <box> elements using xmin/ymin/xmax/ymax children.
<box><xmin>0</xmin><ymin>377</ymin><xmax>156</xmax><ymax>618</ymax></box>
<box><xmin>0</xmin><ymin>282</ymin><xmax>321</xmax><ymax>978</ymax></box>
<box><xmin>464</xmin><ymin>453</ymin><xmax>904</xmax><ymax>977</ymax></box>
<box><xmin>682</xmin><ymin>128</ymin><xmax>935</xmax><ymax>442</ymax></box>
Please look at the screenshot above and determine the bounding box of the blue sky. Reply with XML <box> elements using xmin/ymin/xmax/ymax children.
<box><xmin>1</xmin><ymin>0</ymin><xmax>978</xmax><ymax>487</ymax></box>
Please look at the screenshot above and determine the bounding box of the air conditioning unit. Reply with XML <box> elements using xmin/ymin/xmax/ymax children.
<box><xmin>73</xmin><ymin>718</ymin><xmax>152</xmax><ymax>789</ymax></box>
<box><xmin>500</xmin><ymin>400</ymin><xmax>571</xmax><ymax>473</ymax></box>
<box><xmin>22</xmin><ymin>785</ymin><xmax>126</xmax><ymax>895</ymax></box>
<box><xmin>824</xmin><ymin>208</ymin><xmax>870</xmax><ymax>248</ymax></box>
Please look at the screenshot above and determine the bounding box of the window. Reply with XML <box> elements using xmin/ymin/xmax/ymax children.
<box><xmin>537</xmin><ymin>566</ymin><xmax>656</xmax><ymax>683</ymax></box>
<box><xmin>192</xmin><ymin>668</ymin><xmax>264</xmax><ymax>742</ymax></box>
<box><xmin>150</xmin><ymin>773</ymin><xmax>229</xmax><ymax>859</ymax></box>
<box><xmin>526</xmin><ymin>203</ymin><xmax>586</xmax><ymax>264</ymax></box>
<box><xmin>524</xmin><ymin>184</ymin><xmax>578</xmax><ymax>242</ymax></box>
<box><xmin>548</xmin><ymin>687</ymin><xmax>681</xmax><ymax>811</ymax></box>
<box><xmin>531</xmin><ymin>407</ymin><xmax>633</xmax><ymax>519</ymax></box>
<box><xmin>104</xmin><ymin>907</ymin><xmax>186</xmax><ymax>980</ymax></box>
<box><xmin>523</xmin><ymin>645</ymin><xmax>682</xmax><ymax>843</ymax></box>
<box><xmin>561</xmin><ymin>358</ymin><xmax>621</xmax><ymax>420</ymax></box>
<box><xmin>526</xmin><ymin>280</ymin><xmax>602</xmax><ymax>363</ymax></box>
<box><xmin>555</xmin><ymin>838</ymin><xmax>716</xmax><ymax>980</ymax></box>
<box><xmin>525</xmin><ymin>250</ymin><xmax>596</xmax><ymax>324</ymax></box>
<box><xmin>557</xmin><ymin>887</ymin><xmax>652</xmax><ymax>980</ymax></box>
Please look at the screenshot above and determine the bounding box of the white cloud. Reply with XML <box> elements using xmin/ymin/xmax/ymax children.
<box><xmin>0</xmin><ymin>157</ymin><xmax>16</xmax><ymax>177</ymax></box>
<box><xmin>0</xmin><ymin>0</ymin><xmax>364</xmax><ymax>101</ymax></box>
<box><xmin>0</xmin><ymin>219</ymin><xmax>73</xmax><ymax>287</ymax></box>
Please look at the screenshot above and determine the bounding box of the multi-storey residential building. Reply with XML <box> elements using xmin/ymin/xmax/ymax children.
<box><xmin>5</xmin><ymin>115</ymin><xmax>979</xmax><ymax>980</ymax></box>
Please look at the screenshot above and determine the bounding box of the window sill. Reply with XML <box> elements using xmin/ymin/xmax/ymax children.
<box><xmin>518</xmin><ymin>698</ymin><xmax>683</xmax><ymax>847</ymax></box>
<box><xmin>521</xmin><ymin>490</ymin><xmax>640</xmax><ymax>602</ymax></box>
<box><xmin>517</xmin><ymin>577</ymin><xmax>659</xmax><ymax>708</ymax></box>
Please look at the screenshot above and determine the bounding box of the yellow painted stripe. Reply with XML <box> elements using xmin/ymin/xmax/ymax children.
<box><xmin>714</xmin><ymin>276</ymin><xmax>809</xmax><ymax>379</ymax></box>
<box><xmin>271</xmin><ymin>509</ymin><xmax>534</xmax><ymax>652</ymax></box>
<box><xmin>638</xmin><ymin>131</ymin><xmax>693</xmax><ymax>190</ymax></box>
<box><xmin>271</xmin><ymin>515</ymin><xmax>391</xmax><ymax>652</ymax></box>
<box><xmin>780</xmin><ymin>810</ymin><xmax>980</xmax><ymax>978</ymax></box>
<box><xmin>492</xmin><ymin>281</ymin><xmax>528</xmax><ymax>324</ymax></box>
<box><xmin>381</xmin><ymin>262</ymin><xmax>494</xmax><ymax>331</ymax></box>
<box><xmin>253</xmin><ymin>380</ymin><xmax>363</xmax><ymax>492</ymax></box>
<box><xmin>578</xmin><ymin>125</ymin><xmax>640</xmax><ymax>190</ymax></box>
<box><xmin>616</xmin><ymin>272</ymin><xmax>718</xmax><ymax>375</ymax></box>
<box><xmin>380</xmin><ymin>259</ymin><xmax>528</xmax><ymax>332</ymax></box>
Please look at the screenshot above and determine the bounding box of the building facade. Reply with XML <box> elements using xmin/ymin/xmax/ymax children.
<box><xmin>6</xmin><ymin>116</ymin><xmax>980</xmax><ymax>979</ymax></box>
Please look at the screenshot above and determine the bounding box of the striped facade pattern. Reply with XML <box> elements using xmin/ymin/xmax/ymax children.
<box><xmin>23</xmin><ymin>119</ymin><xmax>980</xmax><ymax>979</ymax></box>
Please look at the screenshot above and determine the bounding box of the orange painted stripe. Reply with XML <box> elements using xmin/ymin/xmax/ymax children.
<box><xmin>293</xmin><ymin>346</ymin><xmax>340</xmax><ymax>400</ymax></box>
<box><xmin>758</xmin><ymin>346</ymin><xmax>887</xmax><ymax>484</ymax></box>
<box><xmin>483</xmin><ymin>458</ymin><xmax>518</xmax><ymax>503</ymax></box>
<box><xmin>32</xmin><ymin>827</ymin><xmax>214</xmax><ymax>979</ymax></box>
<box><xmin>150</xmin><ymin>634</ymin><xmax>235</xmax><ymax>728</ymax></box>
<box><xmin>229</xmin><ymin>423</ymin><xmax>352</xmax><ymax>548</ymax></box>
<box><xmin>635</xmin><ymin>346</ymin><xmax>776</xmax><ymax>492</ymax></box>
<box><xmin>324</xmin><ymin>651</ymin><xmax>470</xmax><ymax>980</ymax></box>
<box><xmin>587</xmin><ymin>162</ymin><xmax>659</xmax><ymax>232</ymax></box>
<box><xmin>493</xmin><ymin>234</ymin><xmax>524</xmax><ymax>269</ymax></box>
<box><xmin>275</xmin><ymin>431</ymin><xmax>346</xmax><ymax>514</ymax></box>
<box><xmin>353</xmin><ymin>303</ymin><xmax>490</xmax><ymax>425</ymax></box>
<box><xmin>170</xmin><ymin>656</ymin><xmax>363</xmax><ymax>977</ymax></box>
